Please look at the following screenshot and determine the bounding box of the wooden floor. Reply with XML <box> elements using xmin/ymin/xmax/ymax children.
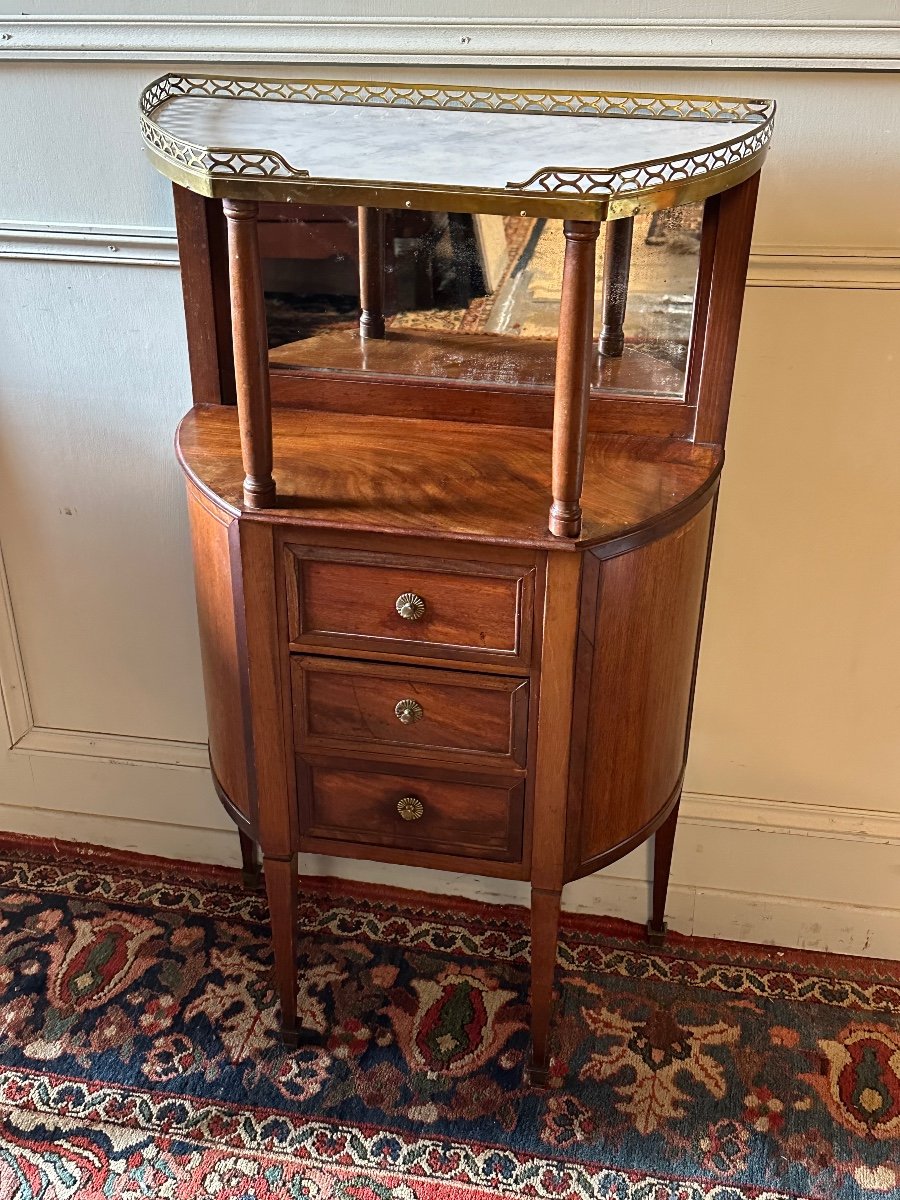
<box><xmin>177</xmin><ymin>405</ymin><xmax>720</xmax><ymax>551</ymax></box>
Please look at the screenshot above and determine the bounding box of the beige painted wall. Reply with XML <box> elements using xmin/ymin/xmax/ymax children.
<box><xmin>1</xmin><ymin>6</ymin><xmax>898</xmax><ymax>954</ymax></box>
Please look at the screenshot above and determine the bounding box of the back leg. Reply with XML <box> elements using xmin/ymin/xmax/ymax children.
<box><xmin>647</xmin><ymin>797</ymin><xmax>680</xmax><ymax>945</ymax></box>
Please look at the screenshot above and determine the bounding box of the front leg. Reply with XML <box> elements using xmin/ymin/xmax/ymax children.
<box><xmin>263</xmin><ymin>853</ymin><xmax>299</xmax><ymax>1046</ymax></box>
<box><xmin>527</xmin><ymin>885</ymin><xmax>562</xmax><ymax>1087</ymax></box>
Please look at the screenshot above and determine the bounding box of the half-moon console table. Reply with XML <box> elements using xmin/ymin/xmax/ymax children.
<box><xmin>140</xmin><ymin>75</ymin><xmax>773</xmax><ymax>1083</ymax></box>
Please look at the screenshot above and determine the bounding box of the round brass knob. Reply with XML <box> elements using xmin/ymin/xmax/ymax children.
<box><xmin>397</xmin><ymin>795</ymin><xmax>424</xmax><ymax>822</ymax></box>
<box><xmin>395</xmin><ymin>698</ymin><xmax>424</xmax><ymax>725</ymax></box>
<box><xmin>395</xmin><ymin>592</ymin><xmax>426</xmax><ymax>621</ymax></box>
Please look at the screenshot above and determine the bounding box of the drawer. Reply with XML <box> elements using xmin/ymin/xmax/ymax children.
<box><xmin>292</xmin><ymin>657</ymin><xmax>528</xmax><ymax>769</ymax></box>
<box><xmin>298</xmin><ymin>761</ymin><xmax>524</xmax><ymax>862</ymax></box>
<box><xmin>284</xmin><ymin>546</ymin><xmax>534</xmax><ymax>667</ymax></box>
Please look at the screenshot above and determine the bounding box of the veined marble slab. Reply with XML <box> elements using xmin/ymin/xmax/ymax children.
<box><xmin>155</xmin><ymin>94</ymin><xmax>761</xmax><ymax>192</ymax></box>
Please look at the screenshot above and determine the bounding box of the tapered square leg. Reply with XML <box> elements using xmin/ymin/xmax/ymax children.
<box><xmin>647</xmin><ymin>797</ymin><xmax>680</xmax><ymax>945</ymax></box>
<box><xmin>238</xmin><ymin>829</ymin><xmax>262</xmax><ymax>891</ymax></box>
<box><xmin>263</xmin><ymin>853</ymin><xmax>299</xmax><ymax>1046</ymax></box>
<box><xmin>527</xmin><ymin>885</ymin><xmax>562</xmax><ymax>1087</ymax></box>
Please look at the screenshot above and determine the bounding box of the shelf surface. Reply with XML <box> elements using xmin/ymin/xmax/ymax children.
<box><xmin>177</xmin><ymin>405</ymin><xmax>720</xmax><ymax>551</ymax></box>
<box><xmin>269</xmin><ymin>327</ymin><xmax>685</xmax><ymax>397</ymax></box>
<box><xmin>142</xmin><ymin>75</ymin><xmax>773</xmax><ymax>219</ymax></box>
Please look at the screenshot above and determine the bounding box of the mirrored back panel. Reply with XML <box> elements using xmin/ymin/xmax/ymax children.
<box><xmin>262</xmin><ymin>202</ymin><xmax>703</xmax><ymax>401</ymax></box>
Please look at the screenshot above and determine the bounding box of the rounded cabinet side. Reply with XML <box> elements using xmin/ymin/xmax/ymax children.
<box><xmin>566</xmin><ymin>494</ymin><xmax>716</xmax><ymax>880</ymax></box>
<box><xmin>185</xmin><ymin>481</ymin><xmax>253</xmax><ymax>831</ymax></box>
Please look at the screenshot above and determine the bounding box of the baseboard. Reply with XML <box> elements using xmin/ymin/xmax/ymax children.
<box><xmin>294</xmin><ymin>850</ymin><xmax>900</xmax><ymax>960</ymax></box>
<box><xmin>1</xmin><ymin>16</ymin><xmax>897</xmax><ymax>70</ymax></box>
<box><xmin>0</xmin><ymin>799</ymin><xmax>897</xmax><ymax>959</ymax></box>
<box><xmin>0</xmin><ymin>801</ymin><xmax>237</xmax><ymax>867</ymax></box>
<box><xmin>561</xmin><ymin>875</ymin><xmax>900</xmax><ymax>960</ymax></box>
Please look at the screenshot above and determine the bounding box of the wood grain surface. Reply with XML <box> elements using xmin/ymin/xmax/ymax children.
<box><xmin>527</xmin><ymin>551</ymin><xmax>583</xmax><ymax>1079</ymax></box>
<box><xmin>298</xmin><ymin>760</ymin><xmax>525</xmax><ymax>862</ymax></box>
<box><xmin>292</xmin><ymin>656</ymin><xmax>529</xmax><ymax>770</ymax></box>
<box><xmin>269</xmin><ymin>326</ymin><xmax>683</xmax><ymax>398</ymax></box>
<box><xmin>262</xmin><ymin>854</ymin><xmax>300</xmax><ymax>1044</ymax></box>
<box><xmin>568</xmin><ymin>501</ymin><xmax>714</xmax><ymax>873</ymax></box>
<box><xmin>284</xmin><ymin>545</ymin><xmax>532</xmax><ymax>665</ymax></box>
<box><xmin>172</xmin><ymin>186</ymin><xmax>235</xmax><ymax>407</ymax></box>
<box><xmin>224</xmin><ymin>199</ymin><xmax>276</xmax><ymax>508</ymax></box>
<box><xmin>185</xmin><ymin>484</ymin><xmax>249</xmax><ymax>819</ymax></box>
<box><xmin>691</xmin><ymin>172</ymin><xmax>761</xmax><ymax>446</ymax></box>
<box><xmin>550</xmin><ymin>220</ymin><xmax>601</xmax><ymax>537</ymax></box>
<box><xmin>269</xmin><ymin>370</ymin><xmax>694</xmax><ymax>440</ymax></box>
<box><xmin>177</xmin><ymin>405</ymin><xmax>720</xmax><ymax>551</ymax></box>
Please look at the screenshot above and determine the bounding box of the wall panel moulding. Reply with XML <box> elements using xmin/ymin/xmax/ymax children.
<box><xmin>0</xmin><ymin>17</ymin><xmax>898</xmax><ymax>70</ymax></box>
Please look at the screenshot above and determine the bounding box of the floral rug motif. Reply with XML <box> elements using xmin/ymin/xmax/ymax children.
<box><xmin>0</xmin><ymin>839</ymin><xmax>898</xmax><ymax>1199</ymax></box>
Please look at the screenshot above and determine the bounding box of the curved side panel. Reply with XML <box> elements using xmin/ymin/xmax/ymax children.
<box><xmin>566</xmin><ymin>497</ymin><xmax>714</xmax><ymax>878</ymax></box>
<box><xmin>186</xmin><ymin>481</ymin><xmax>251</xmax><ymax>826</ymax></box>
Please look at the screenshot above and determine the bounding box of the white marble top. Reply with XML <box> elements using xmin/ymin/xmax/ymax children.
<box><xmin>141</xmin><ymin>77</ymin><xmax>773</xmax><ymax>212</ymax></box>
<box><xmin>156</xmin><ymin>95</ymin><xmax>759</xmax><ymax>191</ymax></box>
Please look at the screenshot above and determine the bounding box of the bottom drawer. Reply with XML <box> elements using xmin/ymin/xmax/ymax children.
<box><xmin>298</xmin><ymin>762</ymin><xmax>524</xmax><ymax>862</ymax></box>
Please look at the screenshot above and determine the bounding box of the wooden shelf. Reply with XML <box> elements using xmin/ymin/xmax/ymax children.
<box><xmin>177</xmin><ymin>405</ymin><xmax>720</xmax><ymax>551</ymax></box>
<box><xmin>269</xmin><ymin>327</ymin><xmax>685</xmax><ymax>398</ymax></box>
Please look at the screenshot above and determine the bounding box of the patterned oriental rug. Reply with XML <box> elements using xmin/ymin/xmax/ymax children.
<box><xmin>0</xmin><ymin>838</ymin><xmax>898</xmax><ymax>1199</ymax></box>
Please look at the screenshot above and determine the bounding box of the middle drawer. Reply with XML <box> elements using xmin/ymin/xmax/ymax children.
<box><xmin>292</xmin><ymin>656</ymin><xmax>529</xmax><ymax>770</ymax></box>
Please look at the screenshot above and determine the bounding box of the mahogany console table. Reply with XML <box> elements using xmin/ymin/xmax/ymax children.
<box><xmin>140</xmin><ymin>76</ymin><xmax>773</xmax><ymax>1083</ymax></box>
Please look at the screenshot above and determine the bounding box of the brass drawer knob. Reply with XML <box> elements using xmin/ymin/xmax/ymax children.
<box><xmin>397</xmin><ymin>795</ymin><xmax>424</xmax><ymax>821</ymax></box>
<box><xmin>395</xmin><ymin>592</ymin><xmax>426</xmax><ymax>621</ymax></box>
<box><xmin>395</xmin><ymin>698</ymin><xmax>424</xmax><ymax>725</ymax></box>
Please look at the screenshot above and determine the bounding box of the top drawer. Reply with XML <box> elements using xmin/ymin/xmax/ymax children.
<box><xmin>284</xmin><ymin>546</ymin><xmax>535</xmax><ymax>667</ymax></box>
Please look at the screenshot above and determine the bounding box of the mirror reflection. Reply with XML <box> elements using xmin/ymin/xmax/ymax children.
<box><xmin>262</xmin><ymin>202</ymin><xmax>702</xmax><ymax>400</ymax></box>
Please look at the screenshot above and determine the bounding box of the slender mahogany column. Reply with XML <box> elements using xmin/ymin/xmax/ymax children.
<box><xmin>598</xmin><ymin>215</ymin><xmax>633</xmax><ymax>358</ymax></box>
<box><xmin>358</xmin><ymin>207</ymin><xmax>386</xmax><ymax>339</ymax></box>
<box><xmin>549</xmin><ymin>220</ymin><xmax>601</xmax><ymax>539</ymax></box>
<box><xmin>223</xmin><ymin>199</ymin><xmax>276</xmax><ymax>509</ymax></box>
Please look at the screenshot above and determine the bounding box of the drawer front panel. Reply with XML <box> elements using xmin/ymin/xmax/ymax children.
<box><xmin>292</xmin><ymin>657</ymin><xmax>528</xmax><ymax>768</ymax></box>
<box><xmin>299</xmin><ymin>762</ymin><xmax>524</xmax><ymax>862</ymax></box>
<box><xmin>285</xmin><ymin>547</ymin><xmax>533</xmax><ymax>666</ymax></box>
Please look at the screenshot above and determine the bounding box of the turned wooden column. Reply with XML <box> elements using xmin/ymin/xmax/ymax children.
<box><xmin>223</xmin><ymin>199</ymin><xmax>276</xmax><ymax>509</ymax></box>
<box><xmin>599</xmin><ymin>215</ymin><xmax>633</xmax><ymax>358</ymax></box>
<box><xmin>549</xmin><ymin>220</ymin><xmax>601</xmax><ymax>539</ymax></box>
<box><xmin>358</xmin><ymin>206</ymin><xmax>386</xmax><ymax>339</ymax></box>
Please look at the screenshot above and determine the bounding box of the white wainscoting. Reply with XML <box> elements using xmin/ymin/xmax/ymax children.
<box><xmin>1</xmin><ymin>12</ymin><xmax>899</xmax><ymax>956</ymax></box>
